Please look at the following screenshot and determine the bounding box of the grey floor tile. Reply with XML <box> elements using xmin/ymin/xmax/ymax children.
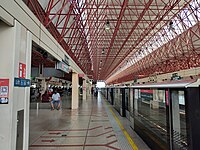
<box><xmin>29</xmin><ymin>93</ymin><xmax>150</xmax><ymax>150</ymax></box>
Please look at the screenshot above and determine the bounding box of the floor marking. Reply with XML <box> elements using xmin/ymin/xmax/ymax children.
<box><xmin>48</xmin><ymin>125</ymin><xmax>102</xmax><ymax>131</ymax></box>
<box><xmin>105</xmin><ymin>126</ymin><xmax>112</xmax><ymax>130</ymax></box>
<box><xmin>104</xmin><ymin>98</ymin><xmax>138</xmax><ymax>150</ymax></box>
<box><xmin>30</xmin><ymin>140</ymin><xmax>120</xmax><ymax>150</ymax></box>
<box><xmin>107</xmin><ymin>134</ymin><xmax>116</xmax><ymax>138</ymax></box>
<box><xmin>41</xmin><ymin>130</ymin><xmax>113</xmax><ymax>138</ymax></box>
<box><xmin>91</xmin><ymin>119</ymin><xmax>109</xmax><ymax>122</ymax></box>
<box><xmin>49</xmin><ymin>132</ymin><xmax>61</xmax><ymax>135</ymax></box>
<box><xmin>41</xmin><ymin>139</ymin><xmax>55</xmax><ymax>143</ymax></box>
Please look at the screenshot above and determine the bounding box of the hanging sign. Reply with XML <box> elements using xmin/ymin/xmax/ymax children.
<box><xmin>55</xmin><ymin>61</ymin><xmax>69</xmax><ymax>73</ymax></box>
<box><xmin>19</xmin><ymin>63</ymin><xmax>26</xmax><ymax>78</ymax></box>
<box><xmin>78</xmin><ymin>74</ymin><xmax>84</xmax><ymax>78</ymax></box>
<box><xmin>63</xmin><ymin>55</ymin><xmax>69</xmax><ymax>65</ymax></box>
<box><xmin>0</xmin><ymin>79</ymin><xmax>9</xmax><ymax>104</ymax></box>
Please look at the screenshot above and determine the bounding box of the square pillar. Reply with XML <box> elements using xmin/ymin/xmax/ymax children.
<box><xmin>72</xmin><ymin>72</ymin><xmax>79</xmax><ymax>109</ymax></box>
<box><xmin>86</xmin><ymin>81</ymin><xmax>92</xmax><ymax>97</ymax></box>
<box><xmin>83</xmin><ymin>79</ymin><xmax>86</xmax><ymax>100</ymax></box>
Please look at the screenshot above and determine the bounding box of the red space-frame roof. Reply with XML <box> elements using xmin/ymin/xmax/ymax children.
<box><xmin>24</xmin><ymin>0</ymin><xmax>200</xmax><ymax>84</ymax></box>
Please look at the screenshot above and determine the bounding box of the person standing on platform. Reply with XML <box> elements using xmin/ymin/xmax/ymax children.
<box><xmin>50</xmin><ymin>90</ymin><xmax>61</xmax><ymax>110</ymax></box>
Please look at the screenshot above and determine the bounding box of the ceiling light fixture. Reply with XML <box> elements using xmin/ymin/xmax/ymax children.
<box><xmin>169</xmin><ymin>20</ymin><xmax>175</xmax><ymax>31</ymax></box>
<box><xmin>105</xmin><ymin>20</ymin><xmax>110</xmax><ymax>30</ymax></box>
<box><xmin>102</xmin><ymin>49</ymin><xmax>105</xmax><ymax>54</ymax></box>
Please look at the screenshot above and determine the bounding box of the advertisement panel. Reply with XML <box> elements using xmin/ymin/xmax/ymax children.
<box><xmin>0</xmin><ymin>79</ymin><xmax>9</xmax><ymax>104</ymax></box>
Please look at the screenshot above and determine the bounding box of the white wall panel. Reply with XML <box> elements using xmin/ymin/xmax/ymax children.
<box><xmin>0</xmin><ymin>20</ymin><xmax>16</xmax><ymax>150</ymax></box>
<box><xmin>0</xmin><ymin>6</ymin><xmax>14</xmax><ymax>26</ymax></box>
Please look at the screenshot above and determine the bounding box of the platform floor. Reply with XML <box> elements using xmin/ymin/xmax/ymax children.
<box><xmin>29</xmin><ymin>92</ymin><xmax>150</xmax><ymax>150</ymax></box>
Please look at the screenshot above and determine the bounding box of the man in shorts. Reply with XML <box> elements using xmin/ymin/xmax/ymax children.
<box><xmin>50</xmin><ymin>90</ymin><xmax>61</xmax><ymax>110</ymax></box>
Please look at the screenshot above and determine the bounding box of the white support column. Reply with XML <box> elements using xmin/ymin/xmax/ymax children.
<box><xmin>171</xmin><ymin>91</ymin><xmax>181</xmax><ymax>133</ymax></box>
<box><xmin>152</xmin><ymin>89</ymin><xmax>159</xmax><ymax>109</ymax></box>
<box><xmin>83</xmin><ymin>79</ymin><xmax>86</xmax><ymax>100</ymax></box>
<box><xmin>0</xmin><ymin>20</ymin><xmax>32</xmax><ymax>150</ymax></box>
<box><xmin>87</xmin><ymin>82</ymin><xmax>91</xmax><ymax>96</ymax></box>
<box><xmin>72</xmin><ymin>72</ymin><xmax>79</xmax><ymax>109</ymax></box>
<box><xmin>41</xmin><ymin>79</ymin><xmax>46</xmax><ymax>95</ymax></box>
<box><xmin>23</xmin><ymin>31</ymin><xmax>32</xmax><ymax>150</ymax></box>
<box><xmin>0</xmin><ymin>19</ymin><xmax>16</xmax><ymax>150</ymax></box>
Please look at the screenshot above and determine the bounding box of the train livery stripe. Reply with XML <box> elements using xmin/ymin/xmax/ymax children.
<box><xmin>104</xmin><ymin>99</ymin><xmax>138</xmax><ymax>150</ymax></box>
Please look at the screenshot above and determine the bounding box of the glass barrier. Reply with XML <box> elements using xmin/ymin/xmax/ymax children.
<box><xmin>125</xmin><ymin>89</ymin><xmax>130</xmax><ymax>111</ymax></box>
<box><xmin>113</xmin><ymin>88</ymin><xmax>122</xmax><ymax>113</ymax></box>
<box><xmin>132</xmin><ymin>88</ymin><xmax>188</xmax><ymax>150</ymax></box>
<box><xmin>134</xmin><ymin>89</ymin><xmax>168</xmax><ymax>144</ymax></box>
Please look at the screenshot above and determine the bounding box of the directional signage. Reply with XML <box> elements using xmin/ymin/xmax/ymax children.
<box><xmin>14</xmin><ymin>78</ymin><xmax>30</xmax><ymax>87</ymax></box>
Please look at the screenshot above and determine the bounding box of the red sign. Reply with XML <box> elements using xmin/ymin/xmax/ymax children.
<box><xmin>78</xmin><ymin>74</ymin><xmax>84</xmax><ymax>78</ymax></box>
<box><xmin>140</xmin><ymin>89</ymin><xmax>153</xmax><ymax>94</ymax></box>
<box><xmin>0</xmin><ymin>79</ymin><xmax>9</xmax><ymax>104</ymax></box>
<box><xmin>19</xmin><ymin>63</ymin><xmax>26</xmax><ymax>78</ymax></box>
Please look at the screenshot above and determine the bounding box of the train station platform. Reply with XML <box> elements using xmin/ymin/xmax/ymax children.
<box><xmin>29</xmin><ymin>92</ymin><xmax>150</xmax><ymax>150</ymax></box>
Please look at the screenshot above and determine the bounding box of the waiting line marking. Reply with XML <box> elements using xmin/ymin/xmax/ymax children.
<box><xmin>48</xmin><ymin>125</ymin><xmax>102</xmax><ymax>131</ymax></box>
<box><xmin>41</xmin><ymin>130</ymin><xmax>113</xmax><ymax>138</ymax></box>
<box><xmin>30</xmin><ymin>140</ymin><xmax>120</xmax><ymax>150</ymax></box>
<box><xmin>104</xmin><ymin>97</ymin><xmax>138</xmax><ymax>150</ymax></box>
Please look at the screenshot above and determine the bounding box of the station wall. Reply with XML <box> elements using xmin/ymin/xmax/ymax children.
<box><xmin>0</xmin><ymin>20</ymin><xmax>32</xmax><ymax>150</ymax></box>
